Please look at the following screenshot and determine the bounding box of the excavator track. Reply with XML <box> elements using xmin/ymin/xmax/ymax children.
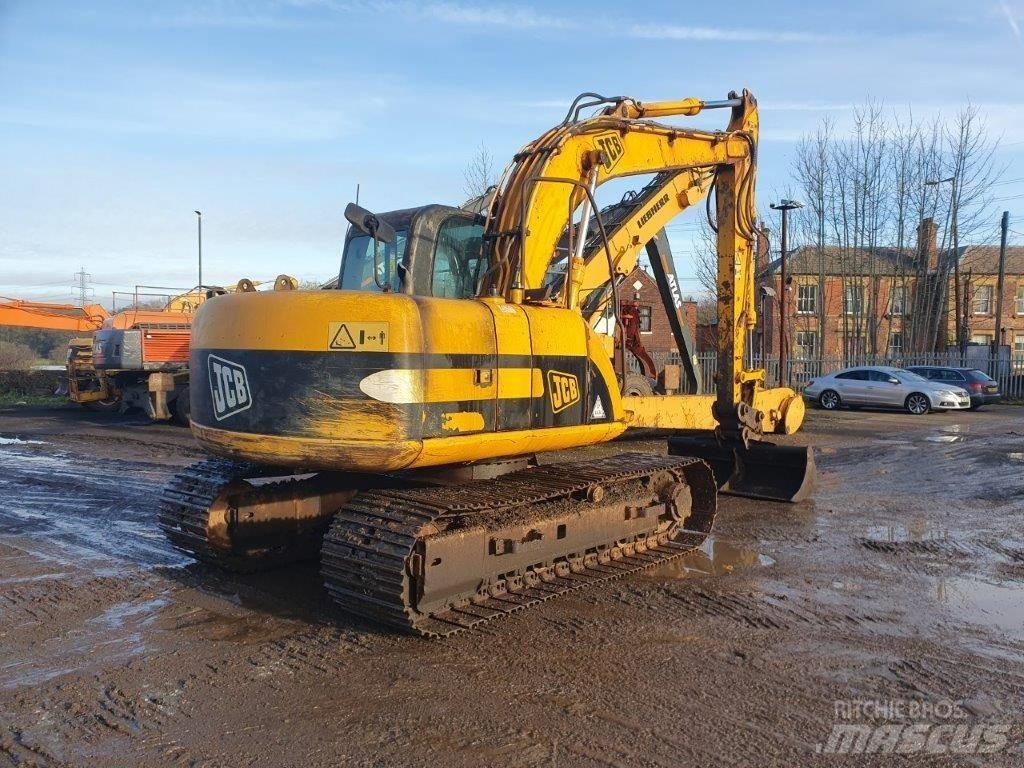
<box><xmin>158</xmin><ymin>458</ymin><xmax>341</xmax><ymax>572</ymax></box>
<box><xmin>321</xmin><ymin>452</ymin><xmax>716</xmax><ymax>637</ymax></box>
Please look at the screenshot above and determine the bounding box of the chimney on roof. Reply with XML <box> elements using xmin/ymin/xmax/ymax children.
<box><xmin>917</xmin><ymin>217</ymin><xmax>938</xmax><ymax>271</ymax></box>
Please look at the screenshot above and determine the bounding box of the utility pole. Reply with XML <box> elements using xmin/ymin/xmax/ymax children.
<box><xmin>993</xmin><ymin>211</ymin><xmax>1009</xmax><ymax>360</ymax></box>
<box><xmin>194</xmin><ymin>210</ymin><xmax>203</xmax><ymax>288</ymax></box>
<box><xmin>72</xmin><ymin>267</ymin><xmax>92</xmax><ymax>307</ymax></box>
<box><xmin>770</xmin><ymin>199</ymin><xmax>803</xmax><ymax>387</ymax></box>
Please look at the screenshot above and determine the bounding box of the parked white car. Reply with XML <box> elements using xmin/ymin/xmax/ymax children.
<box><xmin>804</xmin><ymin>366</ymin><xmax>970</xmax><ymax>415</ymax></box>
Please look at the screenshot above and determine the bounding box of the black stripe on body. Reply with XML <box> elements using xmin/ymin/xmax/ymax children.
<box><xmin>193</xmin><ymin>349</ymin><xmax>615</xmax><ymax>439</ymax></box>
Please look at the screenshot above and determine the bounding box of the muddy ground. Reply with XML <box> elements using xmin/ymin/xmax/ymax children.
<box><xmin>1</xmin><ymin>403</ymin><xmax>1023</xmax><ymax>767</ymax></box>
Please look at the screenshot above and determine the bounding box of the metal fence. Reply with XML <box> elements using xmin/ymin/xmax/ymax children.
<box><xmin>658</xmin><ymin>351</ymin><xmax>1024</xmax><ymax>399</ymax></box>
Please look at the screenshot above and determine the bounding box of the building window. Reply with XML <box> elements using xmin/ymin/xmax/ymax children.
<box><xmin>889</xmin><ymin>285</ymin><xmax>906</xmax><ymax>316</ymax></box>
<box><xmin>796</xmin><ymin>284</ymin><xmax>817</xmax><ymax>314</ymax></box>
<box><xmin>888</xmin><ymin>331</ymin><xmax>903</xmax><ymax>356</ymax></box>
<box><xmin>1016</xmin><ymin>285</ymin><xmax>1024</xmax><ymax>315</ymax></box>
<box><xmin>638</xmin><ymin>305</ymin><xmax>652</xmax><ymax>333</ymax></box>
<box><xmin>844</xmin><ymin>285</ymin><xmax>864</xmax><ymax>315</ymax></box>
<box><xmin>971</xmin><ymin>333</ymin><xmax>993</xmax><ymax>345</ymax></box>
<box><xmin>1015</xmin><ymin>335</ymin><xmax>1024</xmax><ymax>354</ymax></box>
<box><xmin>973</xmin><ymin>285</ymin><xmax>993</xmax><ymax>315</ymax></box>
<box><xmin>794</xmin><ymin>330</ymin><xmax>817</xmax><ymax>359</ymax></box>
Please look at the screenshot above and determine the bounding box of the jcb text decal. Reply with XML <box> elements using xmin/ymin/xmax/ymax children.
<box><xmin>595</xmin><ymin>133</ymin><xmax>624</xmax><ymax>172</ymax></box>
<box><xmin>208</xmin><ymin>354</ymin><xmax>251</xmax><ymax>420</ymax></box>
<box><xmin>547</xmin><ymin>370</ymin><xmax>580</xmax><ymax>414</ymax></box>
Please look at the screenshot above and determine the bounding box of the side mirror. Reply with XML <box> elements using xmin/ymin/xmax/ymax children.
<box><xmin>344</xmin><ymin>203</ymin><xmax>396</xmax><ymax>244</ymax></box>
<box><xmin>888</xmin><ymin>377</ymin><xmax>899</xmax><ymax>384</ymax></box>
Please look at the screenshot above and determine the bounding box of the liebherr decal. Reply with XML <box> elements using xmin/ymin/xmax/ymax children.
<box><xmin>635</xmin><ymin>193</ymin><xmax>670</xmax><ymax>230</ymax></box>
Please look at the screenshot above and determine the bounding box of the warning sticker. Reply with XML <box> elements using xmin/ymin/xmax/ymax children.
<box><xmin>328</xmin><ymin>322</ymin><xmax>390</xmax><ymax>352</ymax></box>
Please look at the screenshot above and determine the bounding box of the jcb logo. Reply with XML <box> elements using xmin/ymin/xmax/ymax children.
<box><xmin>208</xmin><ymin>354</ymin><xmax>251</xmax><ymax>420</ymax></box>
<box><xmin>595</xmin><ymin>133</ymin><xmax>624</xmax><ymax>172</ymax></box>
<box><xmin>547</xmin><ymin>370</ymin><xmax>580</xmax><ymax>414</ymax></box>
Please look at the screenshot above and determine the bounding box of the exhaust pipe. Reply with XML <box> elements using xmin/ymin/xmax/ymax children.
<box><xmin>668</xmin><ymin>433</ymin><xmax>816</xmax><ymax>503</ymax></box>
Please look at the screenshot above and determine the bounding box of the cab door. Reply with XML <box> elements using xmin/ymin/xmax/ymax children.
<box><xmin>426</xmin><ymin>213</ymin><xmax>536</xmax><ymax>433</ymax></box>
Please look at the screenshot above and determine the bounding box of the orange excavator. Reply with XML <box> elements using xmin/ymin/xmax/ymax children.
<box><xmin>1</xmin><ymin>295</ymin><xmax>195</xmax><ymax>421</ymax></box>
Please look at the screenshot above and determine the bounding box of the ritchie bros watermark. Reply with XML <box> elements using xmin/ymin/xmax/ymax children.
<box><xmin>815</xmin><ymin>698</ymin><xmax>1015</xmax><ymax>756</ymax></box>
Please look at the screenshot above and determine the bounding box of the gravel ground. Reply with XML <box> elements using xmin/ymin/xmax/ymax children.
<box><xmin>1</xmin><ymin>403</ymin><xmax>1023</xmax><ymax>767</ymax></box>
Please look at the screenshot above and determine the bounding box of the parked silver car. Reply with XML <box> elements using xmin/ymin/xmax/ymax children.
<box><xmin>804</xmin><ymin>366</ymin><xmax>970</xmax><ymax>415</ymax></box>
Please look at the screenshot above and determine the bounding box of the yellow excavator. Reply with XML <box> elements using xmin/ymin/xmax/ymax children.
<box><xmin>159</xmin><ymin>90</ymin><xmax>815</xmax><ymax>637</ymax></box>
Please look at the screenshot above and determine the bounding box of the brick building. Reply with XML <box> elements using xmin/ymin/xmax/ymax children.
<box><xmin>618</xmin><ymin>265</ymin><xmax>698</xmax><ymax>370</ymax></box>
<box><xmin>954</xmin><ymin>245</ymin><xmax>1024</xmax><ymax>355</ymax></box>
<box><xmin>759</xmin><ymin>218</ymin><xmax>1024</xmax><ymax>361</ymax></box>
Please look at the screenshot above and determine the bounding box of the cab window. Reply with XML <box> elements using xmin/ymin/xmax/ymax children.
<box><xmin>867</xmin><ymin>370</ymin><xmax>893</xmax><ymax>382</ymax></box>
<box><xmin>836</xmin><ymin>370</ymin><xmax>867</xmax><ymax>380</ymax></box>
<box><xmin>431</xmin><ymin>217</ymin><xmax>487</xmax><ymax>298</ymax></box>
<box><xmin>339</xmin><ymin>231</ymin><xmax>408</xmax><ymax>293</ymax></box>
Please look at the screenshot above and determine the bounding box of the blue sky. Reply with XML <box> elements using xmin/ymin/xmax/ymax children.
<box><xmin>1</xmin><ymin>0</ymin><xmax>1023</xmax><ymax>304</ymax></box>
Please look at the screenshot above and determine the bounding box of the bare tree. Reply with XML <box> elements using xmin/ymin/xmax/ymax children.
<box><xmin>785</xmin><ymin>100</ymin><xmax>1004</xmax><ymax>363</ymax></box>
<box><xmin>693</xmin><ymin>215</ymin><xmax>719</xmax><ymax>296</ymax></box>
<box><xmin>794</xmin><ymin>119</ymin><xmax>833</xmax><ymax>354</ymax></box>
<box><xmin>943</xmin><ymin>104</ymin><xmax>1003</xmax><ymax>351</ymax></box>
<box><xmin>463</xmin><ymin>143</ymin><xmax>497</xmax><ymax>202</ymax></box>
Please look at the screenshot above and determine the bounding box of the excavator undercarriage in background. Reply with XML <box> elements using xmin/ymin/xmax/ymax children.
<box><xmin>159</xmin><ymin>89</ymin><xmax>816</xmax><ymax>636</ymax></box>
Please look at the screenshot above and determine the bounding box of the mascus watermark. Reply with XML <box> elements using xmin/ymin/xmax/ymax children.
<box><xmin>815</xmin><ymin>699</ymin><xmax>1014</xmax><ymax>756</ymax></box>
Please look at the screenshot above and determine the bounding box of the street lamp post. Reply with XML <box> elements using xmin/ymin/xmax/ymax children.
<box><xmin>770</xmin><ymin>199</ymin><xmax>803</xmax><ymax>387</ymax></box>
<box><xmin>194</xmin><ymin>210</ymin><xmax>203</xmax><ymax>289</ymax></box>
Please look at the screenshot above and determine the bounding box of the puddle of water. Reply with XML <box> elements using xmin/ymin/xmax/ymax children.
<box><xmin>864</xmin><ymin>521</ymin><xmax>949</xmax><ymax>543</ymax></box>
<box><xmin>925</xmin><ymin>434</ymin><xmax>967</xmax><ymax>443</ymax></box>
<box><xmin>935</xmin><ymin>577</ymin><xmax>1024</xmax><ymax>640</ymax></box>
<box><xmin>647</xmin><ymin>538</ymin><xmax>775</xmax><ymax>580</ymax></box>
<box><xmin>0</xmin><ymin>436</ymin><xmax>44</xmax><ymax>445</ymax></box>
<box><xmin>92</xmin><ymin>597</ymin><xmax>170</xmax><ymax>631</ymax></box>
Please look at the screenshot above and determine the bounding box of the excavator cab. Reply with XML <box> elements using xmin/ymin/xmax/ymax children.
<box><xmin>337</xmin><ymin>203</ymin><xmax>487</xmax><ymax>299</ymax></box>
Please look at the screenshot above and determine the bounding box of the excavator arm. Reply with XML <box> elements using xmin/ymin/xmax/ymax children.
<box><xmin>482</xmin><ymin>91</ymin><xmax>814</xmax><ymax>501</ymax></box>
<box><xmin>0</xmin><ymin>298</ymin><xmax>109</xmax><ymax>333</ymax></box>
<box><xmin>483</xmin><ymin>92</ymin><xmax>759</xmax><ymax>429</ymax></box>
<box><xmin>575</xmin><ymin>171</ymin><xmax>713</xmax><ymax>394</ymax></box>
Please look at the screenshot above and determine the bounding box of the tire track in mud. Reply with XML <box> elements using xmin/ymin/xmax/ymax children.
<box><xmin>885</xmin><ymin>653</ymin><xmax>1024</xmax><ymax>707</ymax></box>
<box><xmin>0</xmin><ymin>574</ymin><xmax>152</xmax><ymax>626</ymax></box>
<box><xmin>858</xmin><ymin>535</ymin><xmax>1024</xmax><ymax>578</ymax></box>
<box><xmin>0</xmin><ymin>673</ymin><xmax>185</xmax><ymax>768</ymax></box>
<box><xmin>0</xmin><ymin>724</ymin><xmax>69</xmax><ymax>768</ymax></box>
<box><xmin>656</xmin><ymin>586</ymin><xmax>890</xmax><ymax>631</ymax></box>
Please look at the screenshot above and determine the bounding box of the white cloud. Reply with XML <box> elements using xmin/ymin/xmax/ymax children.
<box><xmin>627</xmin><ymin>23</ymin><xmax>836</xmax><ymax>43</ymax></box>
<box><xmin>999</xmin><ymin>1</ymin><xmax>1022</xmax><ymax>42</ymax></box>
<box><xmin>385</xmin><ymin>1</ymin><xmax>577</xmax><ymax>29</ymax></box>
<box><xmin>165</xmin><ymin>0</ymin><xmax>829</xmax><ymax>42</ymax></box>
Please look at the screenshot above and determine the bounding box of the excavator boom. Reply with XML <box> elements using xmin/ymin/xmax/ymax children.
<box><xmin>0</xmin><ymin>298</ymin><xmax>109</xmax><ymax>333</ymax></box>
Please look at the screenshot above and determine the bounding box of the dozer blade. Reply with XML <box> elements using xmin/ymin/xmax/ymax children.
<box><xmin>668</xmin><ymin>434</ymin><xmax>816</xmax><ymax>503</ymax></box>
